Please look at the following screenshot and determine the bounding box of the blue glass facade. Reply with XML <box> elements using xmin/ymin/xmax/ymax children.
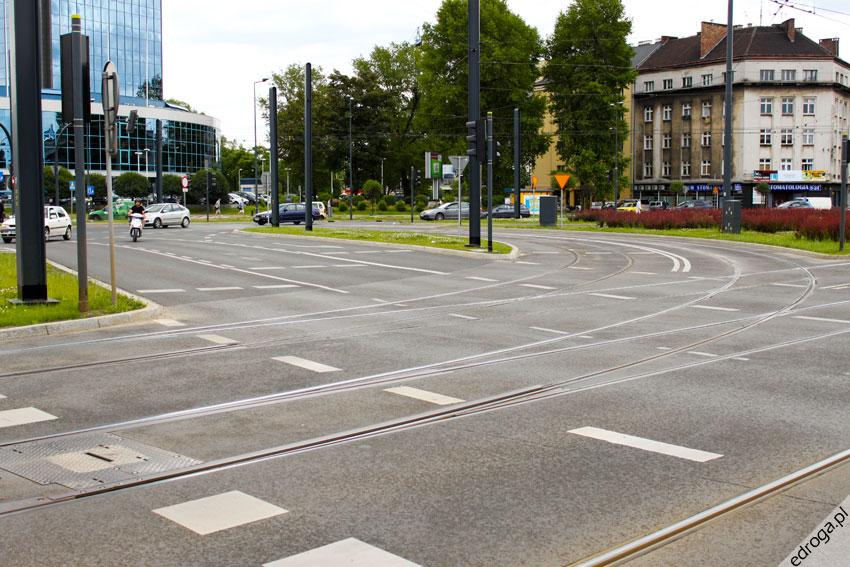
<box><xmin>0</xmin><ymin>0</ymin><xmax>218</xmax><ymax>176</ymax></box>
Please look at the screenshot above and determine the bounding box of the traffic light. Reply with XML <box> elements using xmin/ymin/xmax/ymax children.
<box><xmin>412</xmin><ymin>168</ymin><xmax>423</xmax><ymax>188</ymax></box>
<box><xmin>126</xmin><ymin>110</ymin><xmax>138</xmax><ymax>132</ymax></box>
<box><xmin>466</xmin><ymin>119</ymin><xmax>484</xmax><ymax>160</ymax></box>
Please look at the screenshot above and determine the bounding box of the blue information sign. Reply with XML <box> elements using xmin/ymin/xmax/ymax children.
<box><xmin>69</xmin><ymin>181</ymin><xmax>76</xmax><ymax>192</ymax></box>
<box><xmin>87</xmin><ymin>186</ymin><xmax>95</xmax><ymax>197</ymax></box>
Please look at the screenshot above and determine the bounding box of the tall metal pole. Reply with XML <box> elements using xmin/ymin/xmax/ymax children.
<box><xmin>155</xmin><ymin>118</ymin><xmax>163</xmax><ymax>202</ymax></box>
<box><xmin>269</xmin><ymin>86</ymin><xmax>280</xmax><ymax>227</ymax></box>
<box><xmin>486</xmin><ymin>112</ymin><xmax>494</xmax><ymax>253</ymax></box>
<box><xmin>253</xmin><ymin>78</ymin><xmax>267</xmax><ymax>216</ymax></box>
<box><xmin>71</xmin><ymin>15</ymin><xmax>89</xmax><ymax>312</ymax></box>
<box><xmin>53</xmin><ymin>123</ymin><xmax>69</xmax><ymax>206</ymax></box>
<box><xmin>304</xmin><ymin>63</ymin><xmax>313</xmax><ymax>231</ymax></box>
<box><xmin>614</xmin><ymin>123</ymin><xmax>620</xmax><ymax>204</ymax></box>
<box><xmin>840</xmin><ymin>136</ymin><xmax>848</xmax><ymax>252</ymax></box>
<box><xmin>513</xmin><ymin>108</ymin><xmax>521</xmax><ymax>219</ymax></box>
<box><xmin>722</xmin><ymin>0</ymin><xmax>734</xmax><ymax>223</ymax></box>
<box><xmin>205</xmin><ymin>157</ymin><xmax>211</xmax><ymax>223</ymax></box>
<box><xmin>349</xmin><ymin>96</ymin><xmax>354</xmax><ymax>221</ymax></box>
<box><xmin>468</xmin><ymin>0</ymin><xmax>481</xmax><ymax>247</ymax></box>
<box><xmin>410</xmin><ymin>166</ymin><xmax>415</xmax><ymax>224</ymax></box>
<box><xmin>9</xmin><ymin>0</ymin><xmax>48</xmax><ymax>303</ymax></box>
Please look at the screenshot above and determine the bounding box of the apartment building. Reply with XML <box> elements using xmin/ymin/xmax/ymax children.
<box><xmin>633</xmin><ymin>19</ymin><xmax>850</xmax><ymax>205</ymax></box>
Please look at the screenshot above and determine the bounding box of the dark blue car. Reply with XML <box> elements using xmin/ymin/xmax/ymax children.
<box><xmin>253</xmin><ymin>203</ymin><xmax>321</xmax><ymax>225</ymax></box>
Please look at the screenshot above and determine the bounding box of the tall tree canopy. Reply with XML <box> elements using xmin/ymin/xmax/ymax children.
<box><xmin>544</xmin><ymin>0</ymin><xmax>635</xmax><ymax>202</ymax></box>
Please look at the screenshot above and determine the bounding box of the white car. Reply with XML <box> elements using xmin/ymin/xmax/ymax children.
<box><xmin>1</xmin><ymin>206</ymin><xmax>72</xmax><ymax>243</ymax></box>
<box><xmin>144</xmin><ymin>203</ymin><xmax>191</xmax><ymax>228</ymax></box>
<box><xmin>228</xmin><ymin>193</ymin><xmax>248</xmax><ymax>207</ymax></box>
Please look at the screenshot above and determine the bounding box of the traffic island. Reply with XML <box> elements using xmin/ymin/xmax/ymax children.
<box><xmin>0</xmin><ymin>252</ymin><xmax>152</xmax><ymax>336</ymax></box>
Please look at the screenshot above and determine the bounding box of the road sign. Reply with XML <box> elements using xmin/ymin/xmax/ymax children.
<box><xmin>87</xmin><ymin>185</ymin><xmax>94</xmax><ymax>197</ymax></box>
<box><xmin>69</xmin><ymin>181</ymin><xmax>76</xmax><ymax>192</ymax></box>
<box><xmin>532</xmin><ymin>176</ymin><xmax>538</xmax><ymax>189</ymax></box>
<box><xmin>0</xmin><ymin>171</ymin><xmax>4</xmax><ymax>182</ymax></box>
<box><xmin>449</xmin><ymin>155</ymin><xmax>469</xmax><ymax>174</ymax></box>
<box><xmin>101</xmin><ymin>61</ymin><xmax>119</xmax><ymax>157</ymax></box>
<box><xmin>554</xmin><ymin>173</ymin><xmax>571</xmax><ymax>190</ymax></box>
<box><xmin>181</xmin><ymin>176</ymin><xmax>189</xmax><ymax>189</ymax></box>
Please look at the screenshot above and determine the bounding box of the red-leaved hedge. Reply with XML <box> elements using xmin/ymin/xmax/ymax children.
<box><xmin>572</xmin><ymin>209</ymin><xmax>850</xmax><ymax>242</ymax></box>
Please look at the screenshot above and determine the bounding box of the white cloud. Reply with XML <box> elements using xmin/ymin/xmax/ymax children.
<box><xmin>162</xmin><ymin>0</ymin><xmax>850</xmax><ymax>145</ymax></box>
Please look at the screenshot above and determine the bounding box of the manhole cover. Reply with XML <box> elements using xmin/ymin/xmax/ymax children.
<box><xmin>0</xmin><ymin>432</ymin><xmax>201</xmax><ymax>490</ymax></box>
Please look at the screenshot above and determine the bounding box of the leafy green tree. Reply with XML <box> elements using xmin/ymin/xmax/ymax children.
<box><xmin>188</xmin><ymin>169</ymin><xmax>229</xmax><ymax>205</ymax></box>
<box><xmin>114</xmin><ymin>172</ymin><xmax>151</xmax><ymax>198</ymax></box>
<box><xmin>363</xmin><ymin>179</ymin><xmax>383</xmax><ymax>214</ymax></box>
<box><xmin>42</xmin><ymin>166</ymin><xmax>73</xmax><ymax>201</ymax></box>
<box><xmin>419</xmin><ymin>0</ymin><xmax>549</xmax><ymax>191</ymax></box>
<box><xmin>221</xmin><ymin>140</ymin><xmax>259</xmax><ymax>191</ymax></box>
<box><xmin>545</xmin><ymin>0</ymin><xmax>636</xmax><ymax>205</ymax></box>
<box><xmin>163</xmin><ymin>174</ymin><xmax>183</xmax><ymax>198</ymax></box>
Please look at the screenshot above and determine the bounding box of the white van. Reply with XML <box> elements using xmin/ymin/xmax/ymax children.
<box><xmin>801</xmin><ymin>197</ymin><xmax>832</xmax><ymax>210</ymax></box>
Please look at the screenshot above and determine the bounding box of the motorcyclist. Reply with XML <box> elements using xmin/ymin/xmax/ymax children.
<box><xmin>130</xmin><ymin>199</ymin><xmax>146</xmax><ymax>223</ymax></box>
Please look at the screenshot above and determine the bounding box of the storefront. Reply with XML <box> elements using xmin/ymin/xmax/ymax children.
<box><xmin>749</xmin><ymin>170</ymin><xmax>834</xmax><ymax>207</ymax></box>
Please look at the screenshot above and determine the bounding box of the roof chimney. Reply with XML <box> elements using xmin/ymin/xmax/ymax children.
<box><xmin>700</xmin><ymin>22</ymin><xmax>727</xmax><ymax>58</ymax></box>
<box><xmin>819</xmin><ymin>38</ymin><xmax>839</xmax><ymax>57</ymax></box>
<box><xmin>781</xmin><ymin>18</ymin><xmax>796</xmax><ymax>42</ymax></box>
<box><xmin>660</xmin><ymin>36</ymin><xmax>677</xmax><ymax>45</ymax></box>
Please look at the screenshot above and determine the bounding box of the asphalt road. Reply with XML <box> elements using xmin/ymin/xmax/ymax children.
<box><xmin>1</xmin><ymin>219</ymin><xmax>849</xmax><ymax>566</ymax></box>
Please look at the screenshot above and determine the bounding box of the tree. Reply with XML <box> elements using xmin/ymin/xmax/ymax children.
<box><xmin>87</xmin><ymin>173</ymin><xmax>106</xmax><ymax>202</ymax></box>
<box><xmin>419</xmin><ymin>0</ymin><xmax>549</xmax><ymax>191</ymax></box>
<box><xmin>670</xmin><ymin>180</ymin><xmax>685</xmax><ymax>205</ymax></box>
<box><xmin>163</xmin><ymin>174</ymin><xmax>183</xmax><ymax>198</ymax></box>
<box><xmin>363</xmin><ymin>179</ymin><xmax>383</xmax><ymax>214</ymax></box>
<box><xmin>42</xmin><ymin>166</ymin><xmax>73</xmax><ymax>201</ymax></box>
<box><xmin>545</xmin><ymin>0</ymin><xmax>636</xmax><ymax>205</ymax></box>
<box><xmin>114</xmin><ymin>172</ymin><xmax>151</xmax><ymax>197</ymax></box>
<box><xmin>221</xmin><ymin>140</ymin><xmax>258</xmax><ymax>191</ymax></box>
<box><xmin>188</xmin><ymin>169</ymin><xmax>229</xmax><ymax>205</ymax></box>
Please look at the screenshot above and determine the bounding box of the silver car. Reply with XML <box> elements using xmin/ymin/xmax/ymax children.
<box><xmin>145</xmin><ymin>203</ymin><xmax>191</xmax><ymax>228</ymax></box>
<box><xmin>420</xmin><ymin>201</ymin><xmax>472</xmax><ymax>221</ymax></box>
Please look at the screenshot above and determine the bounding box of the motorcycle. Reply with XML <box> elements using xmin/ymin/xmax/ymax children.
<box><xmin>129</xmin><ymin>213</ymin><xmax>144</xmax><ymax>242</ymax></box>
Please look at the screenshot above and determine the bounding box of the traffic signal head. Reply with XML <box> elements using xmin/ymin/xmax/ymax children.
<box><xmin>126</xmin><ymin>110</ymin><xmax>138</xmax><ymax>132</ymax></box>
<box><xmin>466</xmin><ymin>119</ymin><xmax>484</xmax><ymax>160</ymax></box>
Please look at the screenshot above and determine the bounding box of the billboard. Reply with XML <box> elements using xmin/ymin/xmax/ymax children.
<box><xmin>769</xmin><ymin>170</ymin><xmax>829</xmax><ymax>182</ymax></box>
<box><xmin>425</xmin><ymin>152</ymin><xmax>442</xmax><ymax>179</ymax></box>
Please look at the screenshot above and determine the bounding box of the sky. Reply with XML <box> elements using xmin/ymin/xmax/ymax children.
<box><xmin>162</xmin><ymin>0</ymin><xmax>850</xmax><ymax>146</ymax></box>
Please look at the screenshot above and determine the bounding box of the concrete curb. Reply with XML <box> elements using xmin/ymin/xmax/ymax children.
<box><xmin>236</xmin><ymin>229</ymin><xmax>521</xmax><ymax>261</ymax></box>
<box><xmin>0</xmin><ymin>258</ymin><xmax>162</xmax><ymax>341</ymax></box>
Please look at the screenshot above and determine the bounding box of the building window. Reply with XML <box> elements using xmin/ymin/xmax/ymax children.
<box><xmin>662</xmin><ymin>105</ymin><xmax>672</xmax><ymax>121</ymax></box>
<box><xmin>760</xmin><ymin>97</ymin><xmax>773</xmax><ymax>115</ymax></box>
<box><xmin>662</xmin><ymin>134</ymin><xmax>672</xmax><ymax>149</ymax></box>
<box><xmin>682</xmin><ymin>76</ymin><xmax>693</xmax><ymax>88</ymax></box>
<box><xmin>759</xmin><ymin>129</ymin><xmax>772</xmax><ymax>145</ymax></box>
<box><xmin>760</xmin><ymin>69</ymin><xmax>775</xmax><ymax>81</ymax></box>
<box><xmin>759</xmin><ymin>158</ymin><xmax>772</xmax><ymax>170</ymax></box>
<box><xmin>663</xmin><ymin>79</ymin><xmax>673</xmax><ymax>90</ymax></box>
<box><xmin>644</xmin><ymin>106</ymin><xmax>654</xmax><ymax>122</ymax></box>
<box><xmin>662</xmin><ymin>162</ymin><xmax>671</xmax><ymax>177</ymax></box>
<box><xmin>681</xmin><ymin>161</ymin><xmax>691</xmax><ymax>177</ymax></box>
<box><xmin>644</xmin><ymin>135</ymin><xmax>653</xmax><ymax>150</ymax></box>
<box><xmin>781</xmin><ymin>97</ymin><xmax>794</xmax><ymax>115</ymax></box>
<box><xmin>643</xmin><ymin>162</ymin><xmax>653</xmax><ymax>178</ymax></box>
<box><xmin>780</xmin><ymin>158</ymin><xmax>793</xmax><ymax>171</ymax></box>
<box><xmin>781</xmin><ymin>69</ymin><xmax>796</xmax><ymax>81</ymax></box>
<box><xmin>702</xmin><ymin>101</ymin><xmax>711</xmax><ymax>118</ymax></box>
<box><xmin>780</xmin><ymin>128</ymin><xmax>794</xmax><ymax>146</ymax></box>
<box><xmin>803</xmin><ymin>97</ymin><xmax>815</xmax><ymax>115</ymax></box>
<box><xmin>803</xmin><ymin>69</ymin><xmax>818</xmax><ymax>81</ymax></box>
<box><xmin>702</xmin><ymin>131</ymin><xmax>711</xmax><ymax>147</ymax></box>
<box><xmin>644</xmin><ymin>81</ymin><xmax>655</xmax><ymax>92</ymax></box>
<box><xmin>701</xmin><ymin>160</ymin><xmax>711</xmax><ymax>176</ymax></box>
<box><xmin>802</xmin><ymin>158</ymin><xmax>813</xmax><ymax>171</ymax></box>
<box><xmin>682</xmin><ymin>102</ymin><xmax>692</xmax><ymax>118</ymax></box>
<box><xmin>702</xmin><ymin>74</ymin><xmax>713</xmax><ymax>86</ymax></box>
<box><xmin>803</xmin><ymin>128</ymin><xmax>814</xmax><ymax>145</ymax></box>
<box><xmin>682</xmin><ymin>133</ymin><xmax>692</xmax><ymax>148</ymax></box>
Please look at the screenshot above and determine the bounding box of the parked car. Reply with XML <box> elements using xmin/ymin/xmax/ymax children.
<box><xmin>676</xmin><ymin>199</ymin><xmax>713</xmax><ymax>209</ymax></box>
<box><xmin>236</xmin><ymin>191</ymin><xmax>258</xmax><ymax>204</ymax></box>
<box><xmin>228</xmin><ymin>193</ymin><xmax>249</xmax><ymax>207</ymax></box>
<box><xmin>617</xmin><ymin>199</ymin><xmax>650</xmax><ymax>213</ymax></box>
<box><xmin>648</xmin><ymin>200</ymin><xmax>669</xmax><ymax>211</ymax></box>
<box><xmin>777</xmin><ymin>199</ymin><xmax>814</xmax><ymax>209</ymax></box>
<box><xmin>420</xmin><ymin>201</ymin><xmax>472</xmax><ymax>221</ymax></box>
<box><xmin>601</xmin><ymin>201</ymin><xmax>617</xmax><ymax>210</ymax></box>
<box><xmin>590</xmin><ymin>202</ymin><xmax>604</xmax><ymax>210</ymax></box>
<box><xmin>89</xmin><ymin>199</ymin><xmax>133</xmax><ymax>221</ymax></box>
<box><xmin>253</xmin><ymin>203</ymin><xmax>322</xmax><ymax>225</ymax></box>
<box><xmin>144</xmin><ymin>203</ymin><xmax>191</xmax><ymax>228</ymax></box>
<box><xmin>483</xmin><ymin>204</ymin><xmax>531</xmax><ymax>218</ymax></box>
<box><xmin>1</xmin><ymin>205</ymin><xmax>72</xmax><ymax>243</ymax></box>
<box><xmin>309</xmin><ymin>201</ymin><xmax>327</xmax><ymax>219</ymax></box>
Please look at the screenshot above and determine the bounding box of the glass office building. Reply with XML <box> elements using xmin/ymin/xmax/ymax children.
<box><xmin>0</xmin><ymin>0</ymin><xmax>219</xmax><ymax>178</ymax></box>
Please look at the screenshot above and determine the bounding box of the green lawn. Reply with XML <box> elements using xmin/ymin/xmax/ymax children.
<box><xmin>0</xmin><ymin>253</ymin><xmax>145</xmax><ymax>328</ymax></box>
<box><xmin>245</xmin><ymin>226</ymin><xmax>513</xmax><ymax>254</ymax></box>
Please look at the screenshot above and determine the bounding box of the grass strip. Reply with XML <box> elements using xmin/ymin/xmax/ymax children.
<box><xmin>245</xmin><ymin>226</ymin><xmax>512</xmax><ymax>254</ymax></box>
<box><xmin>0</xmin><ymin>253</ymin><xmax>145</xmax><ymax>328</ymax></box>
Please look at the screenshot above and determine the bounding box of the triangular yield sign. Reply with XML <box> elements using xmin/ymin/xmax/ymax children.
<box><xmin>554</xmin><ymin>173</ymin><xmax>571</xmax><ymax>190</ymax></box>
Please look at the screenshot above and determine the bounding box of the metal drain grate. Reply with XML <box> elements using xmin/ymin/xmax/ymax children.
<box><xmin>0</xmin><ymin>432</ymin><xmax>201</xmax><ymax>490</ymax></box>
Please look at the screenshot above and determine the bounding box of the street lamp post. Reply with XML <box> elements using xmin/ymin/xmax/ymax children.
<box><xmin>381</xmin><ymin>157</ymin><xmax>386</xmax><ymax>194</ymax></box>
<box><xmin>53</xmin><ymin>123</ymin><xmax>71</xmax><ymax>206</ymax></box>
<box><xmin>348</xmin><ymin>96</ymin><xmax>354</xmax><ymax>221</ymax></box>
<box><xmin>135</xmin><ymin>151</ymin><xmax>143</xmax><ymax>173</ymax></box>
<box><xmin>285</xmin><ymin>167</ymin><xmax>290</xmax><ymax>201</ymax></box>
<box><xmin>253</xmin><ymin>77</ymin><xmax>269</xmax><ymax>216</ymax></box>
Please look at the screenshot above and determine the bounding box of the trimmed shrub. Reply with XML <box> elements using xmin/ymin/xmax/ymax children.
<box><xmin>395</xmin><ymin>202</ymin><xmax>408</xmax><ymax>212</ymax></box>
<box><xmin>384</xmin><ymin>194</ymin><xmax>397</xmax><ymax>206</ymax></box>
<box><xmin>337</xmin><ymin>202</ymin><xmax>348</xmax><ymax>213</ymax></box>
<box><xmin>377</xmin><ymin>200</ymin><xmax>389</xmax><ymax>212</ymax></box>
<box><xmin>356</xmin><ymin>201</ymin><xmax>367</xmax><ymax>211</ymax></box>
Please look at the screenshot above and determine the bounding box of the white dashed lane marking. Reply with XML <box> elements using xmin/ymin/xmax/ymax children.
<box><xmin>520</xmin><ymin>284</ymin><xmax>557</xmax><ymax>290</ymax></box>
<box><xmin>631</xmin><ymin>271</ymin><xmax>657</xmax><ymax>276</ymax></box>
<box><xmin>466</xmin><ymin>276</ymin><xmax>499</xmax><ymax>282</ymax></box>
<box><xmin>254</xmin><ymin>285</ymin><xmax>300</xmax><ymax>290</ymax></box>
<box><xmin>264</xmin><ymin>538</ymin><xmax>420</xmax><ymax>567</ymax></box>
<box><xmin>251</xmin><ymin>267</ymin><xmax>287</xmax><ymax>271</ymax></box>
<box><xmin>196</xmin><ymin>287</ymin><xmax>243</xmax><ymax>292</ymax></box>
<box><xmin>569</xmin><ymin>267</ymin><xmax>593</xmax><ymax>271</ymax></box>
<box><xmin>153</xmin><ymin>491</ymin><xmax>287</xmax><ymax>536</ymax></box>
<box><xmin>588</xmin><ymin>293</ymin><xmax>635</xmax><ymax>300</ymax></box>
<box><xmin>793</xmin><ymin>316</ymin><xmax>850</xmax><ymax>325</ymax></box>
<box><xmin>385</xmin><ymin>387</ymin><xmax>464</xmax><ymax>406</ymax></box>
<box><xmin>272</xmin><ymin>356</ymin><xmax>340</xmax><ymax>373</ymax></box>
<box><xmin>198</xmin><ymin>335</ymin><xmax>239</xmax><ymax>346</ymax></box>
<box><xmin>156</xmin><ymin>319</ymin><xmax>186</xmax><ymax>328</ymax></box>
<box><xmin>692</xmin><ymin>305</ymin><xmax>740</xmax><ymax>312</ymax></box>
<box><xmin>137</xmin><ymin>289</ymin><xmax>185</xmax><ymax>294</ymax></box>
<box><xmin>569</xmin><ymin>427</ymin><xmax>723</xmax><ymax>463</ymax></box>
<box><xmin>772</xmin><ymin>283</ymin><xmax>808</xmax><ymax>289</ymax></box>
<box><xmin>530</xmin><ymin>326</ymin><xmax>570</xmax><ymax>335</ymax></box>
<box><xmin>449</xmin><ymin>314</ymin><xmax>478</xmax><ymax>321</ymax></box>
<box><xmin>0</xmin><ymin>407</ymin><xmax>58</xmax><ymax>429</ymax></box>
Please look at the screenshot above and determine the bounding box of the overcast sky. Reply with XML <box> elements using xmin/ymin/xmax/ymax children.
<box><xmin>162</xmin><ymin>0</ymin><xmax>850</xmax><ymax>146</ymax></box>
